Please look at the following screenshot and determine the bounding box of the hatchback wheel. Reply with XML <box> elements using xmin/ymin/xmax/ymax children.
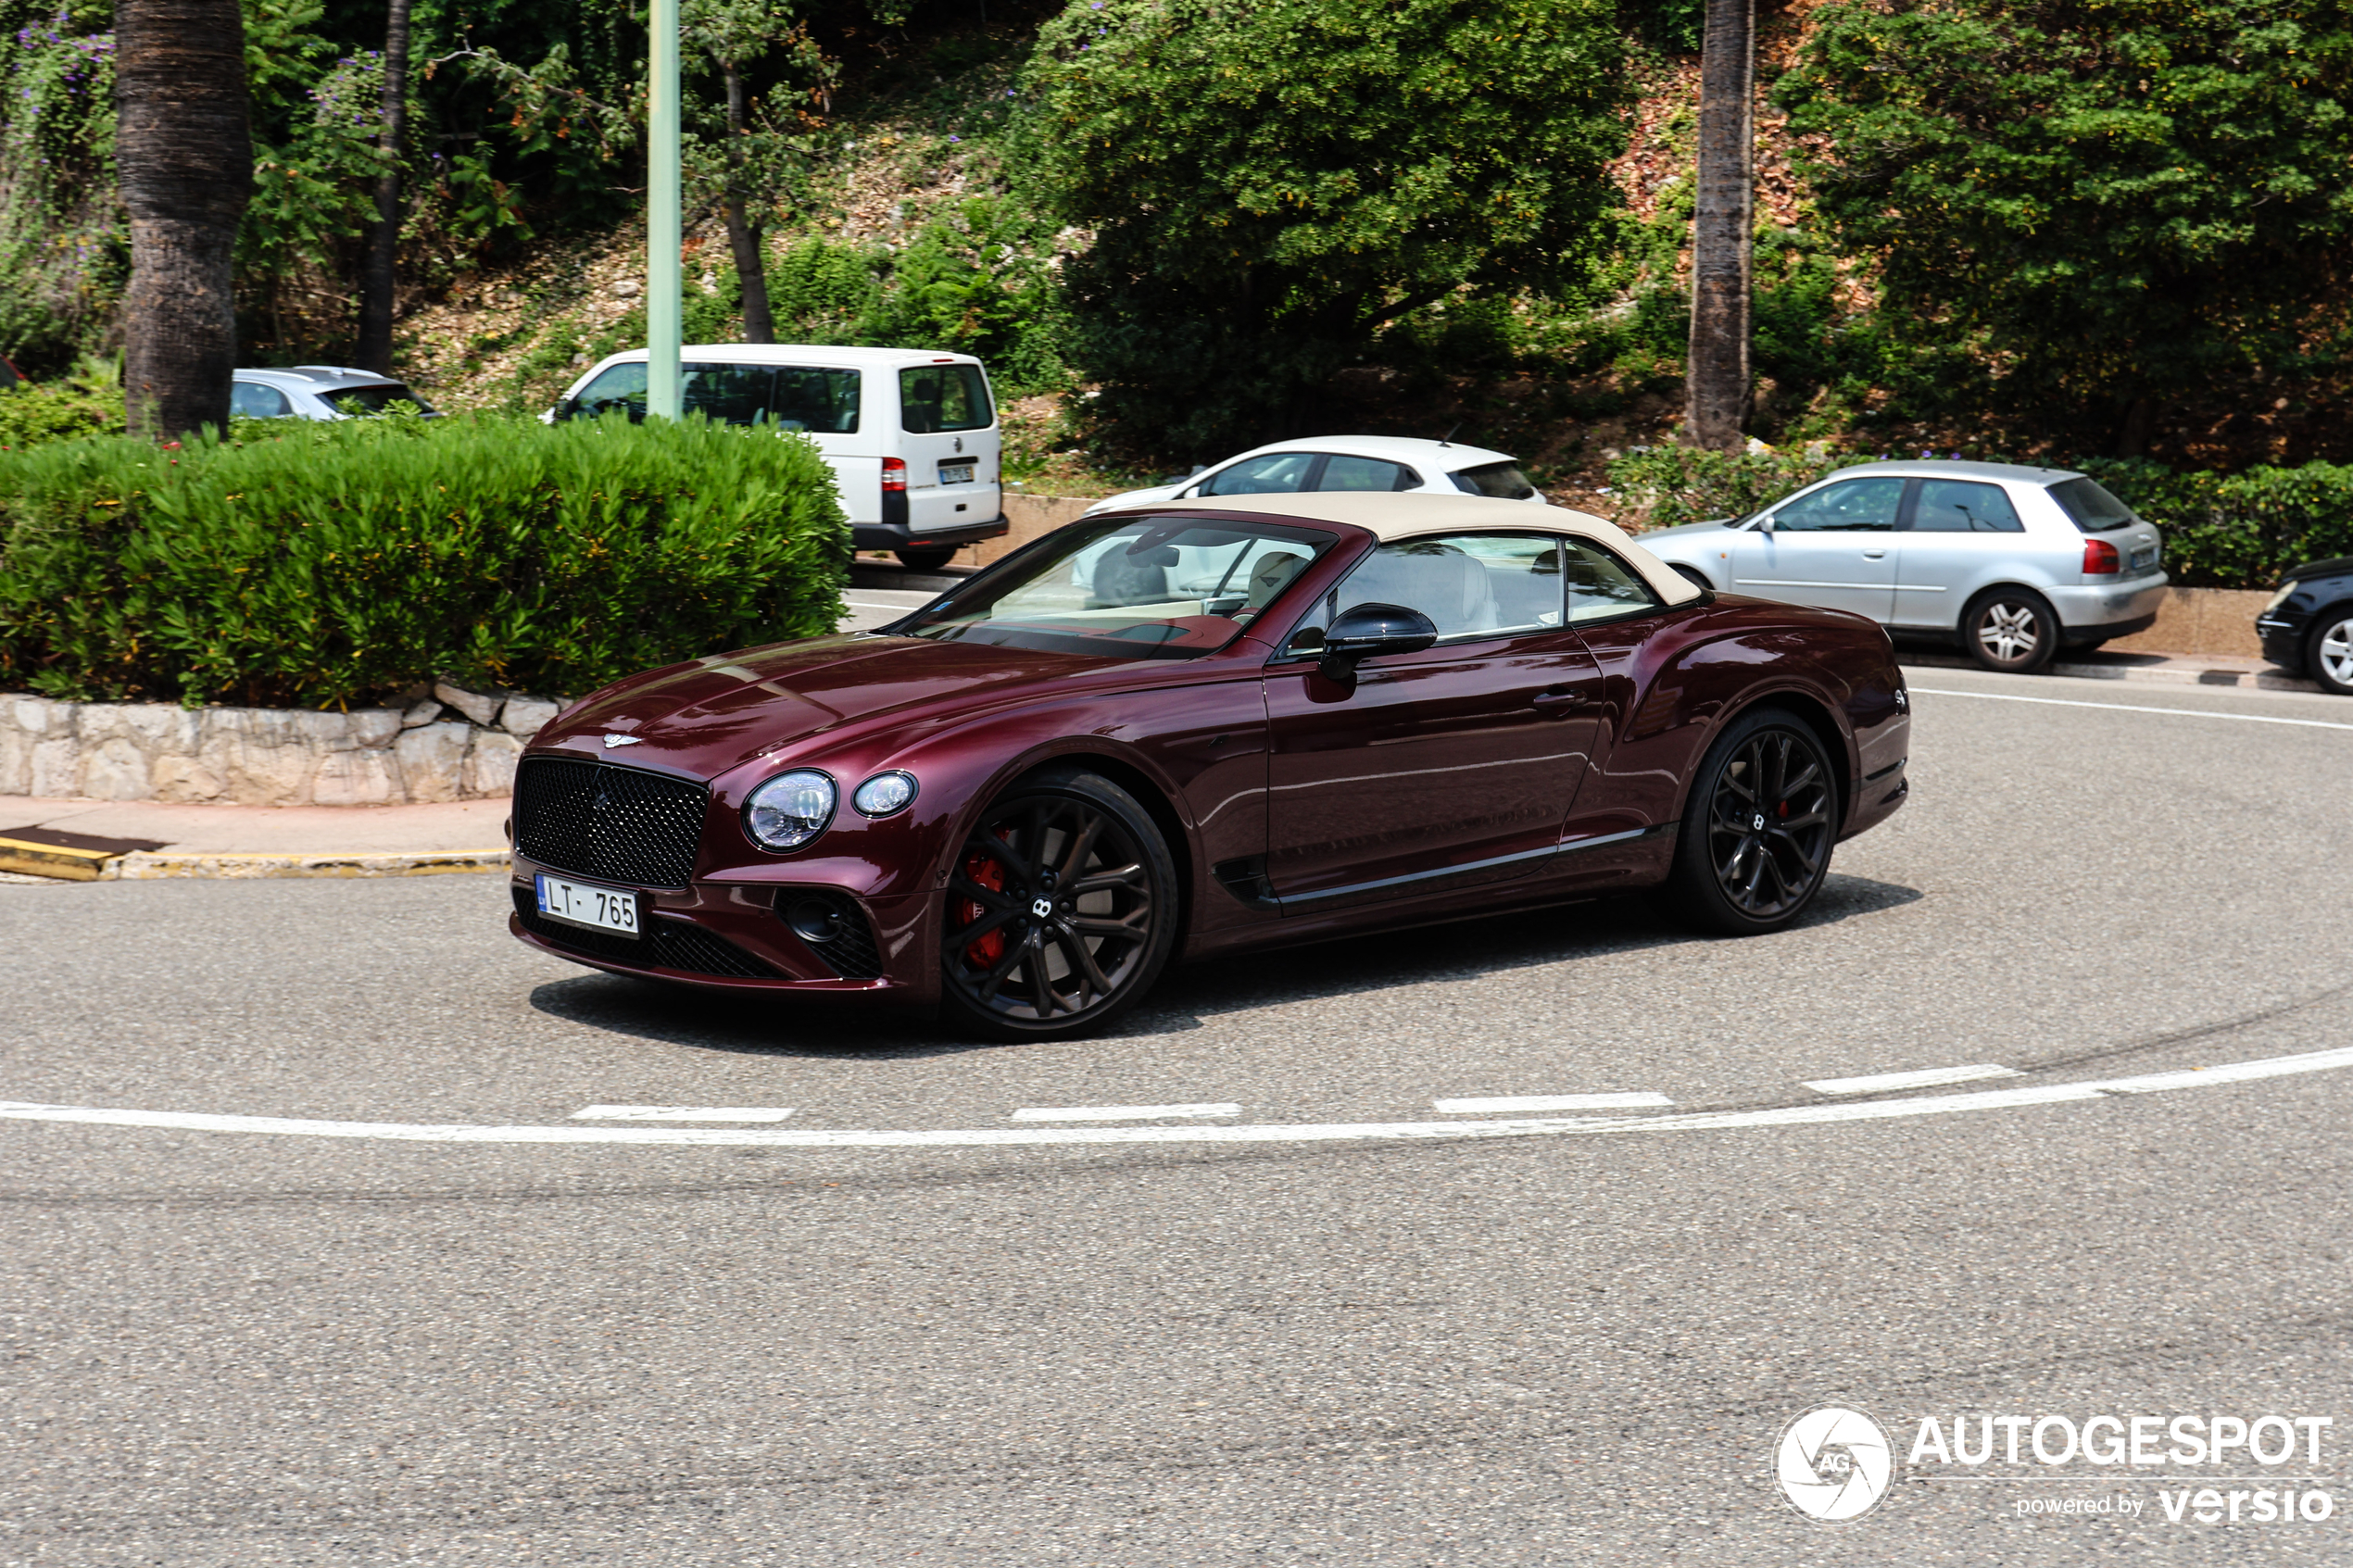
<box><xmin>897</xmin><ymin>546</ymin><xmax>957</xmax><ymax>572</ymax></box>
<box><xmin>938</xmin><ymin>768</ymin><xmax>1179</xmax><ymax>1040</ymax></box>
<box><xmin>2309</xmin><ymin>608</ymin><xmax>2353</xmax><ymax>696</ymax></box>
<box><xmin>1667</xmin><ymin>708</ymin><xmax>1838</xmax><ymax>935</ymax></box>
<box><xmin>1963</xmin><ymin>587</ymin><xmax>2060</xmax><ymax>673</ymax></box>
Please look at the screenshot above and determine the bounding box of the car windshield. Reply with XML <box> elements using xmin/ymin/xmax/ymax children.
<box><xmin>328</xmin><ymin>383</ymin><xmax>436</xmax><ymax>415</ymax></box>
<box><xmin>897</xmin><ymin>516</ymin><xmax>1337</xmax><ymax>660</ymax></box>
<box><xmin>2047</xmin><ymin>476</ymin><xmax>2139</xmax><ymax>533</ymax></box>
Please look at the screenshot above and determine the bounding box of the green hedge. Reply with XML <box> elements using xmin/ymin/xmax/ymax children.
<box><xmin>1608</xmin><ymin>446</ymin><xmax>2353</xmax><ymax>590</ymax></box>
<box><xmin>0</xmin><ymin>411</ymin><xmax>849</xmax><ymax>708</ymax></box>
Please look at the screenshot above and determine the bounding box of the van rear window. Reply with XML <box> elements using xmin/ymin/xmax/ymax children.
<box><xmin>900</xmin><ymin>364</ymin><xmax>992</xmax><ymax>433</ymax></box>
<box><xmin>566</xmin><ymin>362</ymin><xmax>861</xmax><ymax>433</ymax></box>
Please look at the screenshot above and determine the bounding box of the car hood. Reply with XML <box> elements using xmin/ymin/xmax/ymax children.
<box><xmin>535</xmin><ymin>634</ymin><xmax>1114</xmax><ymax>781</ymax></box>
<box><xmin>1085</xmin><ymin>483</ymin><xmax>1184</xmax><ymax>514</ymax></box>
<box><xmin>1641</xmin><ymin>519</ymin><xmax>1748</xmax><ymax>543</ymax></box>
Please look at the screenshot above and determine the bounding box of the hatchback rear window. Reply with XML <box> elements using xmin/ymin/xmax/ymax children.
<box><xmin>900</xmin><ymin>364</ymin><xmax>992</xmax><ymax>433</ymax></box>
<box><xmin>1449</xmin><ymin>460</ymin><xmax>1538</xmax><ymax>500</ymax></box>
<box><xmin>328</xmin><ymin>383</ymin><xmax>436</xmax><ymax>415</ymax></box>
<box><xmin>2048</xmin><ymin>477</ymin><xmax>2138</xmax><ymax>533</ymax></box>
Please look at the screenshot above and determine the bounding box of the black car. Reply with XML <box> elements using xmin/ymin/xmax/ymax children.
<box><xmin>2256</xmin><ymin>557</ymin><xmax>2353</xmax><ymax>696</ymax></box>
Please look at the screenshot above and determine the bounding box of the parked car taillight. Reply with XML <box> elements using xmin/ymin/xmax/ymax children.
<box><xmin>881</xmin><ymin>457</ymin><xmax>908</xmax><ymax>493</ymax></box>
<box><xmin>2082</xmin><ymin>538</ymin><xmax>2120</xmax><ymax>575</ymax></box>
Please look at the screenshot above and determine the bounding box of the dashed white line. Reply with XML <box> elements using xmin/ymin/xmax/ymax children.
<box><xmin>8</xmin><ymin>1043</ymin><xmax>2351</xmax><ymax>1151</ymax></box>
<box><xmin>1909</xmin><ymin>687</ymin><xmax>2353</xmax><ymax>732</ymax></box>
<box><xmin>570</xmin><ymin>1105</ymin><xmax>798</xmax><ymax>1123</ymax></box>
<box><xmin>1433</xmin><ymin>1093</ymin><xmax>1673</xmax><ymax>1114</ymax></box>
<box><xmin>1010</xmin><ymin>1103</ymin><xmax>1241</xmax><ymax>1122</ymax></box>
<box><xmin>1804</xmin><ymin>1065</ymin><xmax>2021</xmax><ymax>1096</ymax></box>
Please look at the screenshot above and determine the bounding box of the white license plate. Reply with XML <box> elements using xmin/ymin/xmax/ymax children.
<box><xmin>938</xmin><ymin>462</ymin><xmax>975</xmax><ymax>485</ymax></box>
<box><xmin>535</xmin><ymin>873</ymin><xmax>640</xmax><ymax>935</ymax></box>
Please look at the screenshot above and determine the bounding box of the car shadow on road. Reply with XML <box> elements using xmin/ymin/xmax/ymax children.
<box><xmin>526</xmin><ymin>873</ymin><xmax>1921</xmax><ymax>1056</ymax></box>
<box><xmin>1122</xmin><ymin>872</ymin><xmax>1926</xmax><ymax>1037</ymax></box>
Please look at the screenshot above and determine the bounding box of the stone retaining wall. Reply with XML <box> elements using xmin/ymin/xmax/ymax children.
<box><xmin>0</xmin><ymin>684</ymin><xmax>561</xmax><ymax>805</ymax></box>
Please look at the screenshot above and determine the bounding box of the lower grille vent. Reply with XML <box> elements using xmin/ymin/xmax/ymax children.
<box><xmin>775</xmin><ymin>889</ymin><xmax>887</xmax><ymax>979</ymax></box>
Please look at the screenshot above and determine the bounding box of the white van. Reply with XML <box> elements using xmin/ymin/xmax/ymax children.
<box><xmin>550</xmin><ymin>345</ymin><xmax>1007</xmax><ymax>571</ymax></box>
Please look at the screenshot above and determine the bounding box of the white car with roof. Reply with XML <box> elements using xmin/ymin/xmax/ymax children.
<box><xmin>1081</xmin><ymin>435</ymin><xmax>1547</xmax><ymax>519</ymax></box>
<box><xmin>551</xmin><ymin>345</ymin><xmax>1008</xmax><ymax>571</ymax></box>
<box><xmin>231</xmin><ymin>366</ymin><xmax>439</xmax><ymax>420</ymax></box>
<box><xmin>1638</xmin><ymin>458</ymin><xmax>2167</xmax><ymax>672</ymax></box>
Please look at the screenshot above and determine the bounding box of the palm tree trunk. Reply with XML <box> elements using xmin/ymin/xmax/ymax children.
<box><xmin>720</xmin><ymin>58</ymin><xmax>775</xmax><ymax>345</ymax></box>
<box><xmin>357</xmin><ymin>0</ymin><xmax>413</xmax><ymax>374</ymax></box>
<box><xmin>116</xmin><ymin>0</ymin><xmax>251</xmax><ymax>440</ymax></box>
<box><xmin>1686</xmin><ymin>0</ymin><xmax>1754</xmax><ymax>452</ymax></box>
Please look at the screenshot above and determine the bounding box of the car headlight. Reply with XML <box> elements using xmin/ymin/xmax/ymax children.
<box><xmin>744</xmin><ymin>770</ymin><xmax>836</xmax><ymax>851</ymax></box>
<box><xmin>2262</xmin><ymin>580</ymin><xmax>2299</xmax><ymax>613</ymax></box>
<box><xmin>851</xmin><ymin>770</ymin><xmax>918</xmax><ymax>818</ymax></box>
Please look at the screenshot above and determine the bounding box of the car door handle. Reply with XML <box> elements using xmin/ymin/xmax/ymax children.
<box><xmin>1531</xmin><ymin>688</ymin><xmax>1594</xmax><ymax>716</ymax></box>
<box><xmin>1861</xmin><ymin>548</ymin><xmax>1889</xmax><ymax>559</ymax></box>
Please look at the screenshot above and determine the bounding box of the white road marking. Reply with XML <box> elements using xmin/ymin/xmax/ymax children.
<box><xmin>1010</xmin><ymin>1103</ymin><xmax>1241</xmax><ymax>1122</ymax></box>
<box><xmin>6</xmin><ymin>1044</ymin><xmax>2351</xmax><ymax>1151</ymax></box>
<box><xmin>1909</xmin><ymin>687</ymin><xmax>2353</xmax><ymax>732</ymax></box>
<box><xmin>1804</xmin><ymin>1064</ymin><xmax>2021</xmax><ymax>1096</ymax></box>
<box><xmin>843</xmin><ymin>598</ymin><xmax>928</xmax><ymax>610</ymax></box>
<box><xmin>1433</xmin><ymin>1093</ymin><xmax>1673</xmax><ymax>1113</ymax></box>
<box><xmin>570</xmin><ymin>1105</ymin><xmax>798</xmax><ymax>1123</ymax></box>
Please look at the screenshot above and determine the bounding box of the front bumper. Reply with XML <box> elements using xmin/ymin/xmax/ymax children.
<box><xmin>2256</xmin><ymin>614</ymin><xmax>2307</xmax><ymax>671</ymax></box>
<box><xmin>851</xmin><ymin>511</ymin><xmax>1010</xmax><ymax>554</ymax></box>
<box><xmin>508</xmin><ymin>858</ymin><xmax>935</xmax><ymax>1004</ymax></box>
<box><xmin>2046</xmin><ymin>575</ymin><xmax>2167</xmax><ymax>634</ymax></box>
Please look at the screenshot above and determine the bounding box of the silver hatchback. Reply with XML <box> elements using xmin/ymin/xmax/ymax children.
<box><xmin>1639</xmin><ymin>460</ymin><xmax>2167</xmax><ymax>672</ymax></box>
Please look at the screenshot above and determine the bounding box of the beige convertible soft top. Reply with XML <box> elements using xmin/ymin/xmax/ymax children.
<box><xmin>1136</xmin><ymin>492</ymin><xmax>1705</xmax><ymax>608</ymax></box>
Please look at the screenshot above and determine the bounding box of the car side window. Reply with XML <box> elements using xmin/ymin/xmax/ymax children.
<box><xmin>1298</xmin><ymin>533</ymin><xmax>1564</xmax><ymax>644</ymax></box>
<box><xmin>1771</xmin><ymin>476</ymin><xmax>1906</xmax><ymax>532</ymax></box>
<box><xmin>1315</xmin><ymin>456</ymin><xmax>1415</xmax><ymax>493</ymax></box>
<box><xmin>682</xmin><ymin>363</ymin><xmax>776</xmax><ymax>426</ymax></box>
<box><xmin>1562</xmin><ymin>537</ymin><xmax>1662</xmax><ymax>623</ymax></box>
<box><xmin>1201</xmin><ymin>453</ymin><xmax>1317</xmax><ymax>496</ymax></box>
<box><xmin>230</xmin><ymin>382</ymin><xmax>290</xmax><ymax>418</ymax></box>
<box><xmin>1912</xmin><ymin>478</ymin><xmax>2023</xmax><ymax>533</ymax></box>
<box><xmin>572</xmin><ymin>363</ymin><xmax>648</xmax><ymax>420</ymax></box>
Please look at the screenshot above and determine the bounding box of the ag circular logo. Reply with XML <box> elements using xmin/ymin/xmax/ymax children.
<box><xmin>1775</xmin><ymin>1405</ymin><xmax>1894</xmax><ymax>1523</ymax></box>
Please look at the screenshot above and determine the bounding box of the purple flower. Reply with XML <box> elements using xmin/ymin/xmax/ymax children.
<box><xmin>950</xmin><ymin>135</ymin><xmax>961</xmax><ymax>142</ymax></box>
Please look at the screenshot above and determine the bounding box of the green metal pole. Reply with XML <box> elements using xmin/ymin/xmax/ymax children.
<box><xmin>647</xmin><ymin>0</ymin><xmax>683</xmax><ymax>420</ymax></box>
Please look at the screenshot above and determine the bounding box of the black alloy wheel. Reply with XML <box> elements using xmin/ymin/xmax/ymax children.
<box><xmin>897</xmin><ymin>546</ymin><xmax>957</xmax><ymax>573</ymax></box>
<box><xmin>2308</xmin><ymin>607</ymin><xmax>2353</xmax><ymax>696</ymax></box>
<box><xmin>1963</xmin><ymin>586</ymin><xmax>2061</xmax><ymax>673</ymax></box>
<box><xmin>938</xmin><ymin>768</ymin><xmax>1179</xmax><ymax>1040</ymax></box>
<box><xmin>1667</xmin><ymin>708</ymin><xmax>1838</xmax><ymax>935</ymax></box>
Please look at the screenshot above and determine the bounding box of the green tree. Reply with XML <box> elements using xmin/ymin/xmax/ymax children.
<box><xmin>1780</xmin><ymin>0</ymin><xmax>2353</xmax><ymax>453</ymax></box>
<box><xmin>1014</xmin><ymin>0</ymin><xmax>1629</xmax><ymax>458</ymax></box>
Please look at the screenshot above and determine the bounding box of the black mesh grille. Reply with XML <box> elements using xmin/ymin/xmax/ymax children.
<box><xmin>514</xmin><ymin>757</ymin><xmax>709</xmax><ymax>888</ymax></box>
<box><xmin>775</xmin><ymin>889</ymin><xmax>887</xmax><ymax>979</ymax></box>
<box><xmin>512</xmin><ymin>886</ymin><xmax>777</xmax><ymax>979</ymax></box>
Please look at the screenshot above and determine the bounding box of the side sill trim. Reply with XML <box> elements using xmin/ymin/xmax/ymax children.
<box><xmin>1267</xmin><ymin>822</ymin><xmax>1675</xmax><ymax>914</ymax></box>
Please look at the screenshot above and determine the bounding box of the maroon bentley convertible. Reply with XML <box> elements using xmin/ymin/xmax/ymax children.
<box><xmin>508</xmin><ymin>493</ymin><xmax>1910</xmax><ymax>1039</ymax></box>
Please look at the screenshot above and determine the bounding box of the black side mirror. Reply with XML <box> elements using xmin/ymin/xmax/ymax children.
<box><xmin>1316</xmin><ymin>601</ymin><xmax>1439</xmax><ymax>686</ymax></box>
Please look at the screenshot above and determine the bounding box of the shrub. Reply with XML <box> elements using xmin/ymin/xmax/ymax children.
<box><xmin>0</xmin><ymin>358</ymin><xmax>125</xmax><ymax>451</ymax></box>
<box><xmin>0</xmin><ymin>410</ymin><xmax>849</xmax><ymax>707</ymax></box>
<box><xmin>1604</xmin><ymin>445</ymin><xmax>1849</xmax><ymax>531</ymax></box>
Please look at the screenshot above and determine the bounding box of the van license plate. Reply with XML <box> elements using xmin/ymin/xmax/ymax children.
<box><xmin>535</xmin><ymin>873</ymin><xmax>640</xmax><ymax>935</ymax></box>
<box><xmin>939</xmin><ymin>462</ymin><xmax>975</xmax><ymax>485</ymax></box>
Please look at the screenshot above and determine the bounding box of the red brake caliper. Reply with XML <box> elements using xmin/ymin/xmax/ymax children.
<box><xmin>960</xmin><ymin>853</ymin><xmax>1008</xmax><ymax>968</ymax></box>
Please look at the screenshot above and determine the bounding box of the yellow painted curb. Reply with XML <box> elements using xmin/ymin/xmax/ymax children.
<box><xmin>98</xmin><ymin>848</ymin><xmax>511</xmax><ymax>881</ymax></box>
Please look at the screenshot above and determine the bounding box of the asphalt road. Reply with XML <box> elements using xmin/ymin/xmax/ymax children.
<box><xmin>4</xmin><ymin>664</ymin><xmax>2350</xmax><ymax>1565</ymax></box>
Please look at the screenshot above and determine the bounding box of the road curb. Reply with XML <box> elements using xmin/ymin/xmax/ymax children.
<box><xmin>97</xmin><ymin>848</ymin><xmax>511</xmax><ymax>881</ymax></box>
<box><xmin>1900</xmin><ymin>651</ymin><xmax>2323</xmax><ymax>694</ymax></box>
